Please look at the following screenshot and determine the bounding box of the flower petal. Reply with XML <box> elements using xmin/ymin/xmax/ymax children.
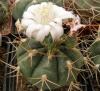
<box><xmin>53</xmin><ymin>18</ymin><xmax>62</xmax><ymax>25</ymax></box>
<box><xmin>53</xmin><ymin>5</ymin><xmax>75</xmax><ymax>19</ymax></box>
<box><xmin>23</xmin><ymin>11</ymin><xmax>34</xmax><ymax>19</ymax></box>
<box><xmin>49</xmin><ymin>22</ymin><xmax>63</xmax><ymax>41</ymax></box>
<box><xmin>27</xmin><ymin>4</ymin><xmax>39</xmax><ymax>14</ymax></box>
<box><xmin>70</xmin><ymin>24</ymin><xmax>85</xmax><ymax>32</ymax></box>
<box><xmin>21</xmin><ymin>18</ymin><xmax>36</xmax><ymax>29</ymax></box>
<box><xmin>36</xmin><ymin>25</ymin><xmax>50</xmax><ymax>42</ymax></box>
<box><xmin>75</xmin><ymin>15</ymin><xmax>81</xmax><ymax>24</ymax></box>
<box><xmin>25</xmin><ymin>24</ymin><xmax>42</xmax><ymax>38</ymax></box>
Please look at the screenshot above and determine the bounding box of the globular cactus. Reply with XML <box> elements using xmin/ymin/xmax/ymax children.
<box><xmin>0</xmin><ymin>1</ymin><xmax>8</xmax><ymax>25</ymax></box>
<box><xmin>14</xmin><ymin>1</ymin><xmax>85</xmax><ymax>90</ymax></box>
<box><xmin>88</xmin><ymin>27</ymin><xmax>100</xmax><ymax>65</ymax></box>
<box><xmin>16</xmin><ymin>35</ymin><xmax>84</xmax><ymax>90</ymax></box>
<box><xmin>73</xmin><ymin>0</ymin><xmax>100</xmax><ymax>21</ymax></box>
<box><xmin>12</xmin><ymin>0</ymin><xmax>64</xmax><ymax>20</ymax></box>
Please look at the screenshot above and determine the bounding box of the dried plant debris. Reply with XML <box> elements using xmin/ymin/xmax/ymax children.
<box><xmin>0</xmin><ymin>47</ymin><xmax>6</xmax><ymax>91</ymax></box>
<box><xmin>0</xmin><ymin>1</ymin><xmax>12</xmax><ymax>35</ymax></box>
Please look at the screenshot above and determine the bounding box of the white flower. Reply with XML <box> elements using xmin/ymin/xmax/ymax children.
<box><xmin>21</xmin><ymin>2</ymin><xmax>76</xmax><ymax>42</ymax></box>
<box><xmin>70</xmin><ymin>16</ymin><xmax>85</xmax><ymax>32</ymax></box>
<box><xmin>66</xmin><ymin>15</ymin><xmax>85</xmax><ymax>36</ymax></box>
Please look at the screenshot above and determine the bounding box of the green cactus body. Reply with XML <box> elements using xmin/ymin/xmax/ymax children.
<box><xmin>12</xmin><ymin>0</ymin><xmax>33</xmax><ymax>20</ymax></box>
<box><xmin>74</xmin><ymin>0</ymin><xmax>100</xmax><ymax>21</ymax></box>
<box><xmin>0</xmin><ymin>1</ymin><xmax>8</xmax><ymax>25</ymax></box>
<box><xmin>88</xmin><ymin>39</ymin><xmax>100</xmax><ymax>64</ymax></box>
<box><xmin>12</xmin><ymin>0</ymin><xmax>64</xmax><ymax>20</ymax></box>
<box><xmin>17</xmin><ymin>36</ymin><xmax>84</xmax><ymax>90</ymax></box>
<box><xmin>88</xmin><ymin>29</ymin><xmax>100</xmax><ymax>64</ymax></box>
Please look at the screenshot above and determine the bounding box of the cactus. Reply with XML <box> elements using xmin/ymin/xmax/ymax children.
<box><xmin>12</xmin><ymin>0</ymin><xmax>64</xmax><ymax>20</ymax></box>
<box><xmin>0</xmin><ymin>1</ymin><xmax>8</xmax><ymax>25</ymax></box>
<box><xmin>73</xmin><ymin>0</ymin><xmax>100</xmax><ymax>21</ymax></box>
<box><xmin>88</xmin><ymin>27</ymin><xmax>100</xmax><ymax>64</ymax></box>
<box><xmin>16</xmin><ymin>34</ymin><xmax>84</xmax><ymax>90</ymax></box>
<box><xmin>13</xmin><ymin>1</ymin><xmax>86</xmax><ymax>90</ymax></box>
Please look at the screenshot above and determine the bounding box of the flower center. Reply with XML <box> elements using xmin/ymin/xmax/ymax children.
<box><xmin>36</xmin><ymin>2</ymin><xmax>54</xmax><ymax>24</ymax></box>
